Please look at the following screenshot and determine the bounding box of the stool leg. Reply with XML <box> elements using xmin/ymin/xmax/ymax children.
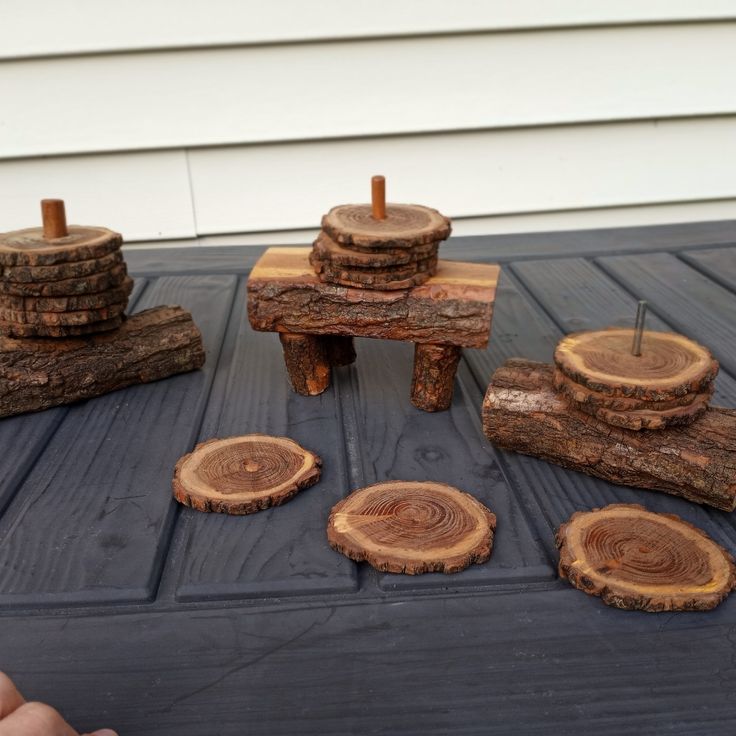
<box><xmin>279</xmin><ymin>332</ymin><xmax>331</xmax><ymax>396</ymax></box>
<box><xmin>323</xmin><ymin>336</ymin><xmax>356</xmax><ymax>367</ymax></box>
<box><xmin>411</xmin><ymin>343</ymin><xmax>462</xmax><ymax>412</ymax></box>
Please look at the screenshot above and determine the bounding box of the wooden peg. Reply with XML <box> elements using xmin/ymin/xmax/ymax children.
<box><xmin>41</xmin><ymin>199</ymin><xmax>68</xmax><ymax>239</ymax></box>
<box><xmin>371</xmin><ymin>175</ymin><xmax>386</xmax><ymax>220</ymax></box>
<box><xmin>631</xmin><ymin>300</ymin><xmax>647</xmax><ymax>356</ymax></box>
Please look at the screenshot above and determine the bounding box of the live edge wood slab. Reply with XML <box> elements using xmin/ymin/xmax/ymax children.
<box><xmin>0</xmin><ymin>305</ymin><xmax>205</xmax><ymax>418</ymax></box>
<box><xmin>247</xmin><ymin>247</ymin><xmax>499</xmax><ymax>411</ymax></box>
<box><xmin>482</xmin><ymin>359</ymin><xmax>736</xmax><ymax>511</ymax></box>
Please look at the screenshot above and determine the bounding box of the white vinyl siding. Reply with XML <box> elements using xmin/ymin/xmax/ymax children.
<box><xmin>1</xmin><ymin>2</ymin><xmax>735</xmax><ymax>246</ymax></box>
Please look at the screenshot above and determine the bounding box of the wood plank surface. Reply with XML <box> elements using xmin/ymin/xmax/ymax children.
<box><xmin>1</xmin><ymin>588</ymin><xmax>735</xmax><ymax>735</ymax></box>
<box><xmin>338</xmin><ymin>334</ymin><xmax>552</xmax><ymax>590</ymax></box>
<box><xmin>681</xmin><ymin>246</ymin><xmax>736</xmax><ymax>292</ymax></box>
<box><xmin>0</xmin><ymin>275</ymin><xmax>235</xmax><ymax>606</ymax></box>
<box><xmin>170</xmin><ymin>280</ymin><xmax>358</xmax><ymax>601</ymax></box>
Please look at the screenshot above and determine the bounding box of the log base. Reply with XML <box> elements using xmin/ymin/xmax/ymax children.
<box><xmin>0</xmin><ymin>306</ymin><xmax>205</xmax><ymax>418</ymax></box>
<box><xmin>482</xmin><ymin>359</ymin><xmax>736</xmax><ymax>511</ymax></box>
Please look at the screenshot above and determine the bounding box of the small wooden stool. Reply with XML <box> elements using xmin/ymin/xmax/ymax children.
<box><xmin>247</xmin><ymin>247</ymin><xmax>499</xmax><ymax>411</ymax></box>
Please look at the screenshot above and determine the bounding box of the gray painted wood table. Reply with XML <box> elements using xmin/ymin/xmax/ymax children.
<box><xmin>1</xmin><ymin>221</ymin><xmax>736</xmax><ymax>735</ymax></box>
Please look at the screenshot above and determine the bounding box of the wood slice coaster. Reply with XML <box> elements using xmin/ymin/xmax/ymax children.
<box><xmin>0</xmin><ymin>249</ymin><xmax>123</xmax><ymax>284</ymax></box>
<box><xmin>0</xmin><ymin>263</ymin><xmax>128</xmax><ymax>297</ymax></box>
<box><xmin>557</xmin><ymin>504</ymin><xmax>736</xmax><ymax>611</ymax></box>
<box><xmin>172</xmin><ymin>434</ymin><xmax>322</xmax><ymax>514</ymax></box>
<box><xmin>327</xmin><ymin>481</ymin><xmax>496</xmax><ymax>574</ymax></box>
<box><xmin>0</xmin><ymin>276</ymin><xmax>134</xmax><ymax>313</ymax></box>
<box><xmin>0</xmin><ymin>226</ymin><xmax>122</xmax><ymax>266</ymax></box>
<box><xmin>553</xmin><ymin>369</ymin><xmax>714</xmax><ymax>412</ymax></box>
<box><xmin>0</xmin><ymin>314</ymin><xmax>124</xmax><ymax>338</ymax></box>
<box><xmin>554</xmin><ymin>329</ymin><xmax>719</xmax><ymax>402</ymax></box>
<box><xmin>576</xmin><ymin>391</ymin><xmax>711</xmax><ymax>430</ymax></box>
<box><xmin>312</xmin><ymin>231</ymin><xmax>439</xmax><ymax>268</ymax></box>
<box><xmin>311</xmin><ymin>255</ymin><xmax>439</xmax><ymax>291</ymax></box>
<box><xmin>0</xmin><ymin>300</ymin><xmax>127</xmax><ymax>327</ymax></box>
<box><xmin>322</xmin><ymin>204</ymin><xmax>451</xmax><ymax>249</ymax></box>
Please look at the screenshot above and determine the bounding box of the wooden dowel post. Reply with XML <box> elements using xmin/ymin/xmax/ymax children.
<box><xmin>411</xmin><ymin>343</ymin><xmax>462</xmax><ymax>412</ymax></box>
<box><xmin>41</xmin><ymin>199</ymin><xmax>68</xmax><ymax>239</ymax></box>
<box><xmin>279</xmin><ymin>332</ymin><xmax>331</xmax><ymax>396</ymax></box>
<box><xmin>371</xmin><ymin>175</ymin><xmax>386</xmax><ymax>220</ymax></box>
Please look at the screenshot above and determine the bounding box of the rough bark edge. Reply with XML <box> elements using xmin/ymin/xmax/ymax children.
<box><xmin>0</xmin><ymin>228</ymin><xmax>122</xmax><ymax>266</ymax></box>
<box><xmin>312</xmin><ymin>231</ymin><xmax>439</xmax><ymax>267</ymax></box>
<box><xmin>0</xmin><ymin>276</ymin><xmax>134</xmax><ymax>313</ymax></box>
<box><xmin>410</xmin><ymin>343</ymin><xmax>462</xmax><ymax>412</ymax></box>
<box><xmin>0</xmin><ymin>263</ymin><xmax>128</xmax><ymax>297</ymax></box>
<box><xmin>556</xmin><ymin>503</ymin><xmax>736</xmax><ymax>612</ymax></box>
<box><xmin>321</xmin><ymin>204</ymin><xmax>451</xmax><ymax>249</ymax></box>
<box><xmin>172</xmin><ymin>435</ymin><xmax>323</xmax><ymax>515</ymax></box>
<box><xmin>0</xmin><ymin>249</ymin><xmax>124</xmax><ymax>283</ymax></box>
<box><xmin>279</xmin><ymin>332</ymin><xmax>331</xmax><ymax>395</ymax></box>
<box><xmin>326</xmin><ymin>481</ymin><xmax>496</xmax><ymax>575</ymax></box>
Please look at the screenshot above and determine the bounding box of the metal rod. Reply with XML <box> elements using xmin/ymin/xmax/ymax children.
<box><xmin>631</xmin><ymin>300</ymin><xmax>648</xmax><ymax>356</ymax></box>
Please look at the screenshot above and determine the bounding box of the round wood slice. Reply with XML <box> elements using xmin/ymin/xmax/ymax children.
<box><xmin>321</xmin><ymin>203</ymin><xmax>451</xmax><ymax>249</ymax></box>
<box><xmin>311</xmin><ymin>256</ymin><xmax>438</xmax><ymax>291</ymax></box>
<box><xmin>327</xmin><ymin>481</ymin><xmax>496</xmax><ymax>574</ymax></box>
<box><xmin>312</xmin><ymin>231</ymin><xmax>440</xmax><ymax>268</ymax></box>
<box><xmin>0</xmin><ymin>263</ymin><xmax>128</xmax><ymax>297</ymax></box>
<box><xmin>0</xmin><ymin>249</ymin><xmax>123</xmax><ymax>284</ymax></box>
<box><xmin>554</xmin><ymin>329</ymin><xmax>719</xmax><ymax>401</ymax></box>
<box><xmin>577</xmin><ymin>391</ymin><xmax>711</xmax><ymax>430</ymax></box>
<box><xmin>0</xmin><ymin>300</ymin><xmax>127</xmax><ymax>326</ymax></box>
<box><xmin>0</xmin><ymin>226</ymin><xmax>122</xmax><ymax>266</ymax></box>
<box><xmin>557</xmin><ymin>504</ymin><xmax>736</xmax><ymax>611</ymax></box>
<box><xmin>0</xmin><ymin>276</ymin><xmax>133</xmax><ymax>313</ymax></box>
<box><xmin>172</xmin><ymin>435</ymin><xmax>322</xmax><ymax>515</ymax></box>
<box><xmin>553</xmin><ymin>368</ymin><xmax>714</xmax><ymax>412</ymax></box>
<box><xmin>0</xmin><ymin>314</ymin><xmax>124</xmax><ymax>338</ymax></box>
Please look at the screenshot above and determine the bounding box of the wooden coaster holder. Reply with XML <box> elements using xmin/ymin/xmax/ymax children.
<box><xmin>247</xmin><ymin>247</ymin><xmax>499</xmax><ymax>411</ymax></box>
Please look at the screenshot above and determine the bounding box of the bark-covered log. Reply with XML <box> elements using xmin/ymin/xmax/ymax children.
<box><xmin>173</xmin><ymin>434</ymin><xmax>322</xmax><ymax>515</ymax></box>
<box><xmin>0</xmin><ymin>305</ymin><xmax>205</xmax><ymax>418</ymax></box>
<box><xmin>248</xmin><ymin>248</ymin><xmax>498</xmax><ymax>348</ymax></box>
<box><xmin>410</xmin><ymin>343</ymin><xmax>462</xmax><ymax>412</ymax></box>
<box><xmin>557</xmin><ymin>504</ymin><xmax>736</xmax><ymax>611</ymax></box>
<box><xmin>279</xmin><ymin>332</ymin><xmax>331</xmax><ymax>395</ymax></box>
<box><xmin>327</xmin><ymin>480</ymin><xmax>496</xmax><ymax>574</ymax></box>
<box><xmin>482</xmin><ymin>359</ymin><xmax>736</xmax><ymax>511</ymax></box>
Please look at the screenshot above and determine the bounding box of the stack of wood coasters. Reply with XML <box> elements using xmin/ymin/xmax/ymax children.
<box><xmin>309</xmin><ymin>175</ymin><xmax>451</xmax><ymax>290</ymax></box>
<box><xmin>0</xmin><ymin>200</ymin><xmax>132</xmax><ymax>338</ymax></box>
<box><xmin>553</xmin><ymin>328</ymin><xmax>719</xmax><ymax>430</ymax></box>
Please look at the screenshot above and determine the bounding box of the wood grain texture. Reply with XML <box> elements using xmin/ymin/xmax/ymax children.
<box><xmin>0</xmin><ymin>226</ymin><xmax>121</xmax><ymax>266</ymax></box>
<box><xmin>0</xmin><ymin>249</ymin><xmax>123</xmax><ymax>283</ymax></box>
<box><xmin>328</xmin><ymin>480</ymin><xmax>495</xmax><ymax>574</ymax></box>
<box><xmin>247</xmin><ymin>248</ymin><xmax>498</xmax><ymax>348</ymax></box>
<box><xmin>557</xmin><ymin>504</ymin><xmax>736</xmax><ymax>612</ymax></box>
<box><xmin>483</xmin><ymin>359</ymin><xmax>736</xmax><ymax>511</ymax></box>
<box><xmin>0</xmin><ymin>276</ymin><xmax>133</xmax><ymax>312</ymax></box>
<box><xmin>0</xmin><ymin>305</ymin><xmax>204</xmax><ymax>418</ymax></box>
<box><xmin>322</xmin><ymin>203</ymin><xmax>450</xmax><ymax>249</ymax></box>
<box><xmin>554</xmin><ymin>329</ymin><xmax>718</xmax><ymax>402</ymax></box>
<box><xmin>0</xmin><ymin>263</ymin><xmax>128</xmax><ymax>297</ymax></box>
<box><xmin>0</xmin><ymin>275</ymin><xmax>236</xmax><ymax>606</ymax></box>
<box><xmin>173</xmin><ymin>435</ymin><xmax>322</xmax><ymax>514</ymax></box>
<box><xmin>170</xmin><ymin>280</ymin><xmax>358</xmax><ymax>601</ymax></box>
